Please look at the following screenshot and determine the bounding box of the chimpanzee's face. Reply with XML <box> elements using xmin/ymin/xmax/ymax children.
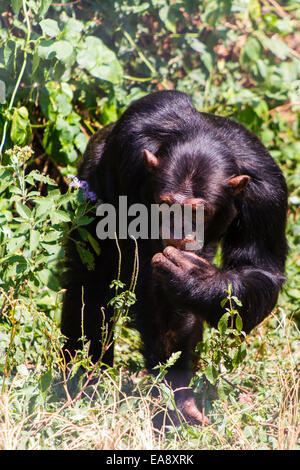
<box><xmin>142</xmin><ymin>148</ymin><xmax>250</xmax><ymax>250</ymax></box>
<box><xmin>143</xmin><ymin>149</ymin><xmax>218</xmax><ymax>250</ymax></box>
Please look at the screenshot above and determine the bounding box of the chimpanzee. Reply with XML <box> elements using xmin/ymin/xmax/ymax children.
<box><xmin>61</xmin><ymin>90</ymin><xmax>287</xmax><ymax>425</ymax></box>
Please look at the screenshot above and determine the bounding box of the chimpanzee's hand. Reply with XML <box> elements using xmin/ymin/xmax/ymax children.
<box><xmin>151</xmin><ymin>246</ymin><xmax>218</xmax><ymax>304</ymax></box>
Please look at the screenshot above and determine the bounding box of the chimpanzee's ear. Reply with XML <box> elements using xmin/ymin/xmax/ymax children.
<box><xmin>143</xmin><ymin>149</ymin><xmax>159</xmax><ymax>172</ymax></box>
<box><xmin>228</xmin><ymin>175</ymin><xmax>250</xmax><ymax>195</ymax></box>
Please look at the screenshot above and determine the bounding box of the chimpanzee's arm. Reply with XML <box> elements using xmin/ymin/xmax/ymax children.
<box><xmin>152</xmin><ymin>163</ymin><xmax>288</xmax><ymax>334</ymax></box>
<box><xmin>153</xmin><ymin>246</ymin><xmax>285</xmax><ymax>333</ymax></box>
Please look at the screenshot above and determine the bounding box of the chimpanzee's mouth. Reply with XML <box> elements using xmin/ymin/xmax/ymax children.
<box><xmin>162</xmin><ymin>237</ymin><xmax>202</xmax><ymax>252</ymax></box>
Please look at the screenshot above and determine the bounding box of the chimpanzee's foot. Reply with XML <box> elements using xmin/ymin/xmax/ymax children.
<box><xmin>153</xmin><ymin>388</ymin><xmax>209</xmax><ymax>429</ymax></box>
<box><xmin>177</xmin><ymin>395</ymin><xmax>210</xmax><ymax>426</ymax></box>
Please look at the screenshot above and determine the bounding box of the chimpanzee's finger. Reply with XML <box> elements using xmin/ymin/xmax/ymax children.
<box><xmin>151</xmin><ymin>252</ymin><xmax>182</xmax><ymax>276</ymax></box>
<box><xmin>163</xmin><ymin>246</ymin><xmax>194</xmax><ymax>269</ymax></box>
<box><xmin>183</xmin><ymin>252</ymin><xmax>211</xmax><ymax>267</ymax></box>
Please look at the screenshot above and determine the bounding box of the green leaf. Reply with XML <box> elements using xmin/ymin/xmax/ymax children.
<box><xmin>242</xmin><ymin>37</ymin><xmax>262</xmax><ymax>62</ymax></box>
<box><xmin>37</xmin><ymin>39</ymin><xmax>73</xmax><ymax>64</ymax></box>
<box><xmin>77</xmin><ymin>36</ymin><xmax>123</xmax><ymax>84</ymax></box>
<box><xmin>56</xmin><ymin>93</ymin><xmax>72</xmax><ymax>115</ymax></box>
<box><xmin>37</xmin><ymin>268</ymin><xmax>60</xmax><ymax>291</ymax></box>
<box><xmin>32</xmin><ymin>50</ymin><xmax>40</xmax><ymax>76</ymax></box>
<box><xmin>218</xmin><ymin>312</ymin><xmax>230</xmax><ymax>336</ymax></box>
<box><xmin>17</xmin><ymin>364</ymin><xmax>29</xmax><ymax>377</ymax></box>
<box><xmin>4</xmin><ymin>40</ymin><xmax>16</xmax><ymax>67</ymax></box>
<box><xmin>76</xmin><ymin>215</ymin><xmax>94</xmax><ymax>227</ymax></box>
<box><xmin>165</xmin><ymin>351</ymin><xmax>182</xmax><ymax>368</ymax></box>
<box><xmin>288</xmin><ymin>289</ymin><xmax>300</xmax><ymax>300</ymax></box>
<box><xmin>40</xmin><ymin>242</ymin><xmax>61</xmax><ymax>255</ymax></box>
<box><xmin>30</xmin><ymin>230</ymin><xmax>40</xmax><ymax>252</ymax></box>
<box><xmin>26</xmin><ymin>170</ymin><xmax>56</xmax><ymax>186</ymax></box>
<box><xmin>38</xmin><ymin>0</ymin><xmax>52</xmax><ymax>17</ymax></box>
<box><xmin>15</xmin><ymin>201</ymin><xmax>31</xmax><ymax>220</ymax></box>
<box><xmin>10</xmin><ymin>107</ymin><xmax>31</xmax><ymax>145</ymax></box>
<box><xmin>63</xmin><ymin>18</ymin><xmax>83</xmax><ymax>39</ymax></box>
<box><xmin>74</xmin><ymin>132</ymin><xmax>88</xmax><ymax>153</ymax></box>
<box><xmin>232</xmin><ymin>296</ymin><xmax>243</xmax><ymax>307</ymax></box>
<box><xmin>256</xmin><ymin>59</ymin><xmax>268</xmax><ymax>78</ymax></box>
<box><xmin>188</xmin><ymin>37</ymin><xmax>206</xmax><ymax>54</ymax></box>
<box><xmin>50</xmin><ymin>210</ymin><xmax>71</xmax><ymax>224</ymax></box>
<box><xmin>262</xmin><ymin>35</ymin><xmax>290</xmax><ymax>60</ymax></box>
<box><xmin>204</xmin><ymin>364</ymin><xmax>219</xmax><ymax>385</ymax></box>
<box><xmin>217</xmin><ymin>380</ymin><xmax>227</xmax><ymax>401</ymax></box>
<box><xmin>37</xmin><ymin>39</ymin><xmax>56</xmax><ymax>60</ymax></box>
<box><xmin>247</xmin><ymin>0</ymin><xmax>261</xmax><ymax>19</ymax></box>
<box><xmin>87</xmin><ymin>233</ymin><xmax>101</xmax><ymax>256</ymax></box>
<box><xmin>76</xmin><ymin>242</ymin><xmax>95</xmax><ymax>271</ymax></box>
<box><xmin>53</xmin><ymin>40</ymin><xmax>74</xmax><ymax>64</ymax></box>
<box><xmin>40</xmin><ymin>19</ymin><xmax>60</xmax><ymax>38</ymax></box>
<box><xmin>12</xmin><ymin>0</ymin><xmax>22</xmax><ymax>15</ymax></box>
<box><xmin>100</xmin><ymin>101</ymin><xmax>118</xmax><ymax>126</ymax></box>
<box><xmin>202</xmin><ymin>1</ymin><xmax>231</xmax><ymax>26</ymax></box>
<box><xmin>235</xmin><ymin>312</ymin><xmax>243</xmax><ymax>332</ymax></box>
<box><xmin>39</xmin><ymin>369</ymin><xmax>52</xmax><ymax>393</ymax></box>
<box><xmin>6</xmin><ymin>236</ymin><xmax>26</xmax><ymax>255</ymax></box>
<box><xmin>201</xmin><ymin>51</ymin><xmax>213</xmax><ymax>73</ymax></box>
<box><xmin>232</xmin><ymin>342</ymin><xmax>247</xmax><ymax>367</ymax></box>
<box><xmin>3</xmin><ymin>255</ymin><xmax>28</xmax><ymax>270</ymax></box>
<box><xmin>34</xmin><ymin>199</ymin><xmax>55</xmax><ymax>220</ymax></box>
<box><xmin>159</xmin><ymin>5</ymin><xmax>177</xmax><ymax>33</ymax></box>
<box><xmin>42</xmin><ymin>230</ymin><xmax>62</xmax><ymax>243</ymax></box>
<box><xmin>0</xmin><ymin>168</ymin><xmax>14</xmax><ymax>194</ymax></box>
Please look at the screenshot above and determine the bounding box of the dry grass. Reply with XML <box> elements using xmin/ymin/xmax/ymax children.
<box><xmin>0</xmin><ymin>393</ymin><xmax>27</xmax><ymax>450</ymax></box>
<box><xmin>0</xmin><ymin>313</ymin><xmax>299</xmax><ymax>450</ymax></box>
<box><xmin>0</xmin><ymin>369</ymin><xmax>160</xmax><ymax>450</ymax></box>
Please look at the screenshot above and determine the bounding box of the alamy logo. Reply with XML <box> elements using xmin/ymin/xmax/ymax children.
<box><xmin>67</xmin><ymin>176</ymin><xmax>205</xmax><ymax>251</ymax></box>
<box><xmin>96</xmin><ymin>196</ymin><xmax>204</xmax><ymax>251</ymax></box>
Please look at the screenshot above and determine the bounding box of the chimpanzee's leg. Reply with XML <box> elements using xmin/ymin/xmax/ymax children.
<box><xmin>61</xmin><ymin>234</ymin><xmax>118</xmax><ymax>366</ymax></box>
<box><xmin>136</xmin><ymin>279</ymin><xmax>207</xmax><ymax>426</ymax></box>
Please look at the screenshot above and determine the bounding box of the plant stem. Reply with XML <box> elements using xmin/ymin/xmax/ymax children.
<box><xmin>122</xmin><ymin>29</ymin><xmax>156</xmax><ymax>76</ymax></box>
<box><xmin>0</xmin><ymin>0</ymin><xmax>31</xmax><ymax>158</ymax></box>
<box><xmin>2</xmin><ymin>308</ymin><xmax>17</xmax><ymax>391</ymax></box>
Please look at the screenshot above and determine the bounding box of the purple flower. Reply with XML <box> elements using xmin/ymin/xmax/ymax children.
<box><xmin>87</xmin><ymin>191</ymin><xmax>98</xmax><ymax>201</ymax></box>
<box><xmin>67</xmin><ymin>175</ymin><xmax>98</xmax><ymax>202</ymax></box>
<box><xmin>80</xmin><ymin>181</ymin><xmax>89</xmax><ymax>191</ymax></box>
<box><xmin>67</xmin><ymin>174</ymin><xmax>81</xmax><ymax>188</ymax></box>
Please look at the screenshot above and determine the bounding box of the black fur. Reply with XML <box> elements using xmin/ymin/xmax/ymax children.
<box><xmin>61</xmin><ymin>91</ymin><xmax>287</xmax><ymax>423</ymax></box>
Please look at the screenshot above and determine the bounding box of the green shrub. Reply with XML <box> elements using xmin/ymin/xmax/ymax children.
<box><xmin>0</xmin><ymin>0</ymin><xmax>299</xmax><ymax>450</ymax></box>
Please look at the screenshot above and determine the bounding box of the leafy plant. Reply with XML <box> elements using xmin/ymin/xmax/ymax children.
<box><xmin>0</xmin><ymin>145</ymin><xmax>95</xmax><ymax>377</ymax></box>
<box><xmin>193</xmin><ymin>285</ymin><xmax>247</xmax><ymax>399</ymax></box>
<box><xmin>0</xmin><ymin>0</ymin><xmax>299</xmax><ymax>451</ymax></box>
